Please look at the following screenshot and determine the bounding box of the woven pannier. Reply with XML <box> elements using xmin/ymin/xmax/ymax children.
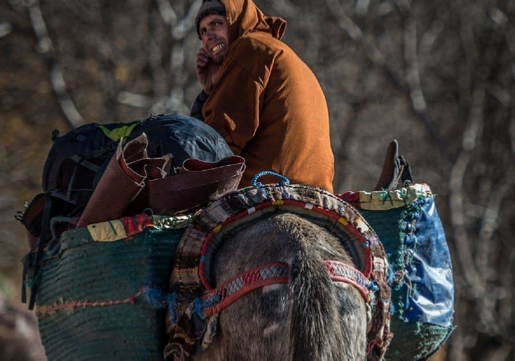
<box><xmin>23</xmin><ymin>215</ymin><xmax>190</xmax><ymax>360</ymax></box>
<box><xmin>339</xmin><ymin>184</ymin><xmax>455</xmax><ymax>360</ymax></box>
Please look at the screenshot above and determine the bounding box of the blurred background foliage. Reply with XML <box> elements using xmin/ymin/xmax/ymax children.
<box><xmin>1</xmin><ymin>0</ymin><xmax>514</xmax><ymax>360</ymax></box>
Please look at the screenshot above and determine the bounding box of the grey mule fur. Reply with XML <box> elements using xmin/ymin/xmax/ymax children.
<box><xmin>195</xmin><ymin>212</ymin><xmax>368</xmax><ymax>361</ymax></box>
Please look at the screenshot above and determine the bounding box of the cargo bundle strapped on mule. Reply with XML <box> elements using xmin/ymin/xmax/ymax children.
<box><xmin>17</xmin><ymin>131</ymin><xmax>454</xmax><ymax>361</ymax></box>
<box><xmin>17</xmin><ymin>114</ymin><xmax>245</xmax><ymax>360</ymax></box>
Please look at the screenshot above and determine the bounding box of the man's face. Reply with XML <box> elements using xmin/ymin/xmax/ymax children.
<box><xmin>199</xmin><ymin>14</ymin><xmax>229</xmax><ymax>65</ymax></box>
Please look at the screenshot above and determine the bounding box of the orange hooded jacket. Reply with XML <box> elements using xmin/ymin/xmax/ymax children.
<box><xmin>199</xmin><ymin>0</ymin><xmax>335</xmax><ymax>192</ymax></box>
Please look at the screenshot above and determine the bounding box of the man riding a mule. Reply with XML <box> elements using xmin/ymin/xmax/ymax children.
<box><xmin>191</xmin><ymin>0</ymin><xmax>335</xmax><ymax>192</ymax></box>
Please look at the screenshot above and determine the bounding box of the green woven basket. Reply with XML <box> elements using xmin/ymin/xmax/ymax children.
<box><xmin>24</xmin><ymin>215</ymin><xmax>190</xmax><ymax>361</ymax></box>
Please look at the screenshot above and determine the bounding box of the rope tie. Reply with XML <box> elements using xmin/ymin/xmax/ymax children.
<box><xmin>251</xmin><ymin>171</ymin><xmax>290</xmax><ymax>187</ymax></box>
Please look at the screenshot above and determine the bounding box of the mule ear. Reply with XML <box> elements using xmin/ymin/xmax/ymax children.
<box><xmin>373</xmin><ymin>140</ymin><xmax>414</xmax><ymax>191</ymax></box>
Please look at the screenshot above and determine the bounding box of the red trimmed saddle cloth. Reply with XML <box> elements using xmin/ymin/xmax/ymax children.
<box><xmin>164</xmin><ymin>183</ymin><xmax>393</xmax><ymax>361</ymax></box>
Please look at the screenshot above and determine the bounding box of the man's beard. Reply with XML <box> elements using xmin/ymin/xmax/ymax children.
<box><xmin>212</xmin><ymin>55</ymin><xmax>225</xmax><ymax>65</ymax></box>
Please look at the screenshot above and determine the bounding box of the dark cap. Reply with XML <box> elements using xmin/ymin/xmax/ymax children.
<box><xmin>195</xmin><ymin>0</ymin><xmax>227</xmax><ymax>38</ymax></box>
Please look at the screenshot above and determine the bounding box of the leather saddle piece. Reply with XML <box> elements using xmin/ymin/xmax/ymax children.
<box><xmin>129</xmin><ymin>155</ymin><xmax>246</xmax><ymax>216</ymax></box>
<box><xmin>78</xmin><ymin>134</ymin><xmax>171</xmax><ymax>226</ymax></box>
<box><xmin>373</xmin><ymin>139</ymin><xmax>413</xmax><ymax>191</ymax></box>
<box><xmin>78</xmin><ymin>134</ymin><xmax>245</xmax><ymax>226</ymax></box>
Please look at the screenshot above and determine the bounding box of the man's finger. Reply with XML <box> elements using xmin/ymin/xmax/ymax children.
<box><xmin>196</xmin><ymin>59</ymin><xmax>208</xmax><ymax>69</ymax></box>
<box><xmin>196</xmin><ymin>52</ymin><xmax>210</xmax><ymax>67</ymax></box>
<box><xmin>197</xmin><ymin>58</ymin><xmax>208</xmax><ymax>68</ymax></box>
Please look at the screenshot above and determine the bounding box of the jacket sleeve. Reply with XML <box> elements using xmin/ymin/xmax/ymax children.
<box><xmin>201</xmin><ymin>60</ymin><xmax>265</xmax><ymax>155</ymax></box>
<box><xmin>190</xmin><ymin>90</ymin><xmax>209</xmax><ymax>121</ymax></box>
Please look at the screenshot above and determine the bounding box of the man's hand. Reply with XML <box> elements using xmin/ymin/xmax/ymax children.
<box><xmin>196</xmin><ymin>48</ymin><xmax>221</xmax><ymax>95</ymax></box>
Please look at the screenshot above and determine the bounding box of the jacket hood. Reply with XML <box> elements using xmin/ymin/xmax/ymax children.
<box><xmin>220</xmin><ymin>0</ymin><xmax>286</xmax><ymax>44</ymax></box>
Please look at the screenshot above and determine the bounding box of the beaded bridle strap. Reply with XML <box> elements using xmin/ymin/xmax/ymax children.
<box><xmin>198</xmin><ymin>260</ymin><xmax>373</xmax><ymax>319</ymax></box>
<box><xmin>202</xmin><ymin>262</ymin><xmax>289</xmax><ymax>318</ymax></box>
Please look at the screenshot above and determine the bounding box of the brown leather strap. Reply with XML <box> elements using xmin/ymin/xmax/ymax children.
<box><xmin>138</xmin><ymin>158</ymin><xmax>245</xmax><ymax>215</ymax></box>
<box><xmin>78</xmin><ymin>134</ymin><xmax>172</xmax><ymax>226</ymax></box>
<box><xmin>179</xmin><ymin>156</ymin><xmax>244</xmax><ymax>172</ymax></box>
<box><xmin>373</xmin><ymin>140</ymin><xmax>399</xmax><ymax>191</ymax></box>
<box><xmin>19</xmin><ymin>193</ymin><xmax>45</xmax><ymax>241</ymax></box>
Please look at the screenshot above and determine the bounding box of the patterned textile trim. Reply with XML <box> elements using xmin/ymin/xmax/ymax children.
<box><xmin>165</xmin><ymin>184</ymin><xmax>392</xmax><ymax>361</ymax></box>
<box><xmin>200</xmin><ymin>261</ymin><xmax>374</xmax><ymax>319</ymax></box>
<box><xmin>198</xmin><ymin>199</ymin><xmax>374</xmax><ymax>290</ymax></box>
<box><xmin>325</xmin><ymin>260</ymin><xmax>374</xmax><ymax>301</ymax></box>
<box><xmin>203</xmin><ymin>263</ymin><xmax>289</xmax><ymax>318</ymax></box>
<box><xmin>84</xmin><ymin>213</ymin><xmax>196</xmax><ymax>243</ymax></box>
<box><xmin>338</xmin><ymin>183</ymin><xmax>432</xmax><ymax>211</ymax></box>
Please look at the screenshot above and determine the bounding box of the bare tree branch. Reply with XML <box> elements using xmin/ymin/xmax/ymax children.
<box><xmin>24</xmin><ymin>0</ymin><xmax>84</xmax><ymax>128</ymax></box>
<box><xmin>476</xmin><ymin>170</ymin><xmax>515</xmax><ymax>335</ymax></box>
<box><xmin>394</xmin><ymin>0</ymin><xmax>411</xmax><ymax>13</ymax></box>
<box><xmin>418</xmin><ymin>18</ymin><xmax>446</xmax><ymax>75</ymax></box>
<box><xmin>0</xmin><ymin>21</ymin><xmax>13</xmax><ymax>38</ymax></box>
<box><xmin>117</xmin><ymin>91</ymin><xmax>155</xmax><ymax>108</ymax></box>
<box><xmin>156</xmin><ymin>0</ymin><xmax>178</xmax><ymax>26</ymax></box>
<box><xmin>355</xmin><ymin>0</ymin><xmax>370</xmax><ymax>17</ymax></box>
<box><xmin>476</xmin><ymin>169</ymin><xmax>515</xmax><ymax>266</ymax></box>
<box><xmin>326</xmin><ymin>0</ymin><xmax>452</xmax><ymax>164</ymax></box>
<box><xmin>268</xmin><ymin>0</ymin><xmax>300</xmax><ymax>17</ymax></box>
<box><xmin>511</xmin><ymin>102</ymin><xmax>515</xmax><ymax>158</ymax></box>
<box><xmin>449</xmin><ymin>80</ymin><xmax>487</xmax><ymax>298</ymax></box>
<box><xmin>171</xmin><ymin>0</ymin><xmax>201</xmax><ymax>40</ymax></box>
<box><xmin>404</xmin><ymin>16</ymin><xmax>427</xmax><ymax>112</ymax></box>
<box><xmin>148</xmin><ymin>5</ymin><xmax>169</xmax><ymax>98</ymax></box>
<box><xmin>449</xmin><ymin>150</ymin><xmax>485</xmax><ymax>297</ymax></box>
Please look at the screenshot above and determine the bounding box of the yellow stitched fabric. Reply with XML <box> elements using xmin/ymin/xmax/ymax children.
<box><xmin>87</xmin><ymin>220</ymin><xmax>127</xmax><ymax>242</ymax></box>
<box><xmin>357</xmin><ymin>184</ymin><xmax>432</xmax><ymax>211</ymax></box>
